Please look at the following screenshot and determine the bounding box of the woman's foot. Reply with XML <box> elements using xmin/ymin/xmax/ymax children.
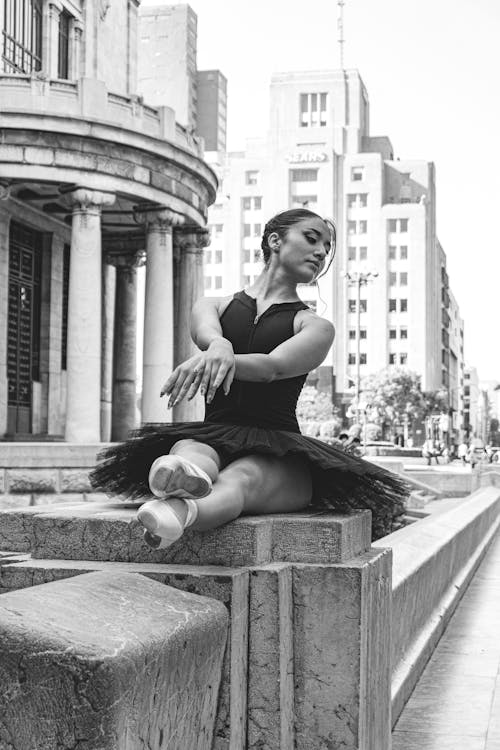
<box><xmin>148</xmin><ymin>455</ymin><xmax>212</xmax><ymax>499</ymax></box>
<box><xmin>137</xmin><ymin>498</ymin><xmax>198</xmax><ymax>549</ymax></box>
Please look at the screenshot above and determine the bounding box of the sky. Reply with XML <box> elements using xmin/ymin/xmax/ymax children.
<box><xmin>140</xmin><ymin>0</ymin><xmax>500</xmax><ymax>381</ymax></box>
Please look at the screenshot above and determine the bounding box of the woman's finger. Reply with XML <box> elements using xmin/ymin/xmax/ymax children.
<box><xmin>207</xmin><ymin>362</ymin><xmax>230</xmax><ymax>404</ymax></box>
<box><xmin>200</xmin><ymin>362</ymin><xmax>213</xmax><ymax>399</ymax></box>
<box><xmin>172</xmin><ymin>369</ymin><xmax>199</xmax><ymax>406</ymax></box>
<box><xmin>222</xmin><ymin>362</ymin><xmax>236</xmax><ymax>395</ymax></box>
<box><xmin>187</xmin><ymin>364</ymin><xmax>205</xmax><ymax>400</ymax></box>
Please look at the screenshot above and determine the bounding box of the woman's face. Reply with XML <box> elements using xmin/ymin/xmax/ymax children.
<box><xmin>276</xmin><ymin>217</ymin><xmax>332</xmax><ymax>283</ymax></box>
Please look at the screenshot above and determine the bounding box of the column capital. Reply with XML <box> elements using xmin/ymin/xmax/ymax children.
<box><xmin>48</xmin><ymin>0</ymin><xmax>64</xmax><ymax>14</ymax></box>
<box><xmin>0</xmin><ymin>181</ymin><xmax>11</xmax><ymax>201</ymax></box>
<box><xmin>65</xmin><ymin>188</ymin><xmax>115</xmax><ymax>213</ymax></box>
<box><xmin>105</xmin><ymin>250</ymin><xmax>145</xmax><ymax>271</ymax></box>
<box><xmin>173</xmin><ymin>227</ymin><xmax>211</xmax><ymax>254</ymax></box>
<box><xmin>133</xmin><ymin>205</ymin><xmax>185</xmax><ymax>232</ymax></box>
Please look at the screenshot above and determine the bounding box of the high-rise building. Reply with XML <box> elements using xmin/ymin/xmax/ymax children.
<box><xmin>205</xmin><ymin>69</ymin><xmax>464</xmax><ymax>408</ymax></box>
<box><xmin>138</xmin><ymin>4</ymin><xmax>198</xmax><ymax>130</ymax></box>
<box><xmin>196</xmin><ymin>70</ymin><xmax>227</xmax><ymax>153</ymax></box>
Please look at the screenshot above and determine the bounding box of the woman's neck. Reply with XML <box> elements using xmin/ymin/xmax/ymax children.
<box><xmin>246</xmin><ymin>267</ymin><xmax>299</xmax><ymax>303</ymax></box>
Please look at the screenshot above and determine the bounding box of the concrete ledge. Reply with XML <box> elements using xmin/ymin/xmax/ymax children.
<box><xmin>402</xmin><ymin>467</ymin><xmax>473</xmax><ymax>496</ymax></box>
<box><xmin>0</xmin><ymin>443</ymin><xmax>103</xmax><ymax>468</ymax></box>
<box><xmin>0</xmin><ymin>502</ymin><xmax>371</xmax><ymax>565</ymax></box>
<box><xmin>0</xmin><ymin>570</ymin><xmax>228</xmax><ymax>750</ymax></box>
<box><xmin>374</xmin><ymin>486</ymin><xmax>500</xmax><ymax>724</ymax></box>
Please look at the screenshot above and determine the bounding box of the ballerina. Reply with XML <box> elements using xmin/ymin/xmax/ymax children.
<box><xmin>91</xmin><ymin>208</ymin><xmax>407</xmax><ymax>547</ymax></box>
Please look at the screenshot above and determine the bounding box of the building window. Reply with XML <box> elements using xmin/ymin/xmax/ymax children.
<box><xmin>243</xmin><ymin>224</ymin><xmax>251</xmax><ymax>238</ymax></box>
<box><xmin>400</xmin><ymin>272</ymin><xmax>408</xmax><ymax>285</ymax></box>
<box><xmin>215</xmin><ymin>250</ymin><xmax>223</xmax><ymax>264</ymax></box>
<box><xmin>2</xmin><ymin>0</ymin><xmax>43</xmax><ymax>74</ymax></box>
<box><xmin>400</xmin><ymin>299</ymin><xmax>408</xmax><ymax>312</ymax></box>
<box><xmin>389</xmin><ymin>245</ymin><xmax>397</xmax><ymax>259</ymax></box>
<box><xmin>400</xmin><ymin>353</ymin><xmax>408</xmax><ymax>365</ymax></box>
<box><xmin>347</xmin><ymin>221</ymin><xmax>357</xmax><ymax>235</ymax></box>
<box><xmin>360</xmin><ymin>299</ymin><xmax>367</xmax><ymax>313</ymax></box>
<box><xmin>389</xmin><ymin>328</ymin><xmax>397</xmax><ymax>339</ymax></box>
<box><xmin>253</xmin><ymin>223</ymin><xmax>261</xmax><ymax>237</ymax></box>
<box><xmin>299</xmin><ymin>92</ymin><xmax>328</xmax><ymax>127</ymax></box>
<box><xmin>349</xmin><ymin>329</ymin><xmax>356</xmax><ymax>339</ymax></box>
<box><xmin>360</xmin><ymin>353</ymin><xmax>367</xmax><ymax>365</ymax></box>
<box><xmin>389</xmin><ymin>353</ymin><xmax>396</xmax><ymax>365</ymax></box>
<box><xmin>359</xmin><ymin>246</ymin><xmax>367</xmax><ymax>261</ymax></box>
<box><xmin>214</xmin><ymin>276</ymin><xmax>222</xmax><ymax>289</ymax></box>
<box><xmin>389</xmin><ymin>299</ymin><xmax>397</xmax><ymax>312</ymax></box>
<box><xmin>204</xmin><ymin>277</ymin><xmax>212</xmax><ymax>290</ymax></box>
<box><xmin>58</xmin><ymin>10</ymin><xmax>71</xmax><ymax>79</ymax></box>
<box><xmin>253</xmin><ymin>249</ymin><xmax>261</xmax><ymax>263</ymax></box>
<box><xmin>400</xmin><ymin>245</ymin><xmax>408</xmax><ymax>259</ymax></box>
<box><xmin>400</xmin><ymin>327</ymin><xmax>408</xmax><ymax>339</ymax></box>
<box><xmin>348</xmin><ymin>246</ymin><xmax>356</xmax><ymax>261</ymax></box>
<box><xmin>389</xmin><ymin>272</ymin><xmax>397</xmax><ymax>286</ymax></box>
<box><xmin>243</xmin><ymin>249</ymin><xmax>251</xmax><ymax>263</ymax></box>
<box><xmin>245</xmin><ymin>170</ymin><xmax>259</xmax><ymax>185</ymax></box>
<box><xmin>400</xmin><ymin>218</ymin><xmax>409</xmax><ymax>232</ymax></box>
<box><xmin>291</xmin><ymin>169</ymin><xmax>318</xmax><ymax>182</ymax></box>
<box><xmin>348</xmin><ymin>193</ymin><xmax>368</xmax><ymax>208</ymax></box>
<box><xmin>359</xmin><ymin>221</ymin><xmax>367</xmax><ymax>233</ymax></box>
<box><xmin>61</xmin><ymin>244</ymin><xmax>70</xmax><ymax>370</ymax></box>
<box><xmin>205</xmin><ymin>249</ymin><xmax>212</xmax><ymax>263</ymax></box>
<box><xmin>360</xmin><ymin>329</ymin><xmax>367</xmax><ymax>339</ymax></box>
<box><xmin>215</xmin><ymin>224</ymin><xmax>223</xmax><ymax>237</ymax></box>
<box><xmin>388</xmin><ymin>219</ymin><xmax>397</xmax><ymax>233</ymax></box>
<box><xmin>351</xmin><ymin>166</ymin><xmax>364</xmax><ymax>181</ymax></box>
<box><xmin>292</xmin><ymin>195</ymin><xmax>317</xmax><ymax>208</ymax></box>
<box><xmin>348</xmin><ymin>300</ymin><xmax>356</xmax><ymax>313</ymax></box>
<box><xmin>348</xmin><ymin>353</ymin><xmax>356</xmax><ymax>365</ymax></box>
<box><xmin>254</xmin><ymin>196</ymin><xmax>262</xmax><ymax>210</ymax></box>
<box><xmin>243</xmin><ymin>197</ymin><xmax>251</xmax><ymax>210</ymax></box>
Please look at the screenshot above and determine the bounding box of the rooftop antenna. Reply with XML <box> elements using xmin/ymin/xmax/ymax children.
<box><xmin>337</xmin><ymin>0</ymin><xmax>345</xmax><ymax>69</ymax></box>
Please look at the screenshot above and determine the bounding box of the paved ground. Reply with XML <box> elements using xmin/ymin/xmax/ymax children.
<box><xmin>392</xmin><ymin>528</ymin><xmax>500</xmax><ymax>750</ymax></box>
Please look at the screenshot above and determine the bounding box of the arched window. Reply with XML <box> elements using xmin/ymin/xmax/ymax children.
<box><xmin>2</xmin><ymin>0</ymin><xmax>43</xmax><ymax>74</ymax></box>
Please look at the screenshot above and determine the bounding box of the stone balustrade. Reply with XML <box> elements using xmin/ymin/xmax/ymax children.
<box><xmin>0</xmin><ymin>75</ymin><xmax>203</xmax><ymax>156</ymax></box>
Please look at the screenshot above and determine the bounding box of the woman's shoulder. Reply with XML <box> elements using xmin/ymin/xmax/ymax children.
<box><xmin>194</xmin><ymin>293</ymin><xmax>236</xmax><ymax>318</ymax></box>
<box><xmin>295</xmin><ymin>307</ymin><xmax>335</xmax><ymax>337</ymax></box>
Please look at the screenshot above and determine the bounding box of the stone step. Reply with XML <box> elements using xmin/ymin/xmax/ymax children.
<box><xmin>0</xmin><ymin>501</ymin><xmax>371</xmax><ymax>566</ymax></box>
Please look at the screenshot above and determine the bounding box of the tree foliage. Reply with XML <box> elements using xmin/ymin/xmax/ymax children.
<box><xmin>357</xmin><ymin>368</ymin><xmax>449</xmax><ymax>438</ymax></box>
<box><xmin>297</xmin><ymin>385</ymin><xmax>337</xmax><ymax>422</ymax></box>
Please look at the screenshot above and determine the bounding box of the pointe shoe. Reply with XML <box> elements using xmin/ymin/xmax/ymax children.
<box><xmin>148</xmin><ymin>455</ymin><xmax>212</xmax><ymax>499</ymax></box>
<box><xmin>137</xmin><ymin>498</ymin><xmax>198</xmax><ymax>549</ymax></box>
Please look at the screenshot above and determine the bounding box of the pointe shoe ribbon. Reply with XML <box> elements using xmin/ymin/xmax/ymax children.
<box><xmin>148</xmin><ymin>455</ymin><xmax>212</xmax><ymax>499</ymax></box>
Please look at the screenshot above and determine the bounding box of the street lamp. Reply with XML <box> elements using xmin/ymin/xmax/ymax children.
<box><xmin>343</xmin><ymin>270</ymin><xmax>378</xmax><ymax>415</ymax></box>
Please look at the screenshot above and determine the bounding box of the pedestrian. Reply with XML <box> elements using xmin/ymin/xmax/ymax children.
<box><xmin>458</xmin><ymin>441</ymin><xmax>468</xmax><ymax>465</ymax></box>
<box><xmin>91</xmin><ymin>208</ymin><xmax>408</xmax><ymax>548</ymax></box>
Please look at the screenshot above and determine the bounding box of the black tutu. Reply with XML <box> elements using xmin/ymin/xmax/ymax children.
<box><xmin>90</xmin><ymin>421</ymin><xmax>409</xmax><ymax>539</ymax></box>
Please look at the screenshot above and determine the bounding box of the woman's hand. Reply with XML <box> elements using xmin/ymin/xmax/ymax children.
<box><xmin>160</xmin><ymin>338</ymin><xmax>235</xmax><ymax>408</ymax></box>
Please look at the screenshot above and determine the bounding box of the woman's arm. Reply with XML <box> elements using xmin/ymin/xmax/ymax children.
<box><xmin>160</xmin><ymin>296</ymin><xmax>236</xmax><ymax>407</ymax></box>
<box><xmin>234</xmin><ymin>315</ymin><xmax>335</xmax><ymax>382</ymax></box>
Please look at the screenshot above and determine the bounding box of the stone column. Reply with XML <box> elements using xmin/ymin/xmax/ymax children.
<box><xmin>100</xmin><ymin>262</ymin><xmax>116</xmax><ymax>443</ymax></box>
<box><xmin>135</xmin><ymin>208</ymin><xmax>184</xmax><ymax>424</ymax></box>
<box><xmin>172</xmin><ymin>228</ymin><xmax>210</xmax><ymax>423</ymax></box>
<box><xmin>65</xmin><ymin>189</ymin><xmax>115</xmax><ymax>443</ymax></box>
<box><xmin>71</xmin><ymin>19</ymin><xmax>83</xmax><ymax>80</ymax></box>
<box><xmin>0</xmin><ymin>202</ymin><xmax>10</xmax><ymax>437</ymax></box>
<box><xmin>109</xmin><ymin>253</ymin><xmax>142</xmax><ymax>441</ymax></box>
<box><xmin>47</xmin><ymin>236</ymin><xmax>65</xmax><ymax>436</ymax></box>
<box><xmin>44</xmin><ymin>1</ymin><xmax>63</xmax><ymax>78</ymax></box>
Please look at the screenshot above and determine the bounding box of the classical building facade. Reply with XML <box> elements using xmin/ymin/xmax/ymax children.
<box><xmin>205</xmin><ymin>69</ymin><xmax>464</xmax><ymax>409</ymax></box>
<box><xmin>0</xmin><ymin>0</ymin><xmax>217</xmax><ymax>443</ymax></box>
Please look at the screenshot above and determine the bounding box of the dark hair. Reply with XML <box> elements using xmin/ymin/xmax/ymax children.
<box><xmin>260</xmin><ymin>208</ymin><xmax>337</xmax><ymax>278</ymax></box>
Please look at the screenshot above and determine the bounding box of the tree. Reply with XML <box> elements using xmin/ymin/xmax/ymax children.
<box><xmin>422</xmin><ymin>388</ymin><xmax>449</xmax><ymax>416</ymax></box>
<box><xmin>358</xmin><ymin>368</ymin><xmax>425</xmax><ymax>440</ymax></box>
<box><xmin>297</xmin><ymin>385</ymin><xmax>339</xmax><ymax>423</ymax></box>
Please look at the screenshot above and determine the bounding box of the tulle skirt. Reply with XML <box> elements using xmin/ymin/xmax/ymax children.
<box><xmin>90</xmin><ymin>421</ymin><xmax>409</xmax><ymax>538</ymax></box>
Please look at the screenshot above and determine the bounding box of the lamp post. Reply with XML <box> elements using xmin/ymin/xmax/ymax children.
<box><xmin>343</xmin><ymin>270</ymin><xmax>378</xmax><ymax>427</ymax></box>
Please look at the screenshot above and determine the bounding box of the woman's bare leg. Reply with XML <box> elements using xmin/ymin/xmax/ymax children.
<box><xmin>164</xmin><ymin>442</ymin><xmax>312</xmax><ymax>532</ymax></box>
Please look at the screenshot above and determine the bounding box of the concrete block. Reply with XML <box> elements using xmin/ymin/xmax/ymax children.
<box><xmin>24</xmin><ymin>146</ymin><xmax>54</xmax><ymax>165</ymax></box>
<box><xmin>31</xmin><ymin>493</ymin><xmax>84</xmax><ymax>506</ymax></box>
<box><xmin>0</xmin><ymin>494</ymin><xmax>32</xmax><ymax>510</ymax></box>
<box><xmin>0</xmin><ymin>442</ymin><xmax>103</xmax><ymax>468</ymax></box>
<box><xmin>247</xmin><ymin>563</ymin><xmax>294</xmax><ymax>750</ymax></box>
<box><xmin>292</xmin><ymin>548</ymin><xmax>392</xmax><ymax>750</ymax></box>
<box><xmin>54</xmin><ymin>150</ymin><xmax>97</xmax><ymax>170</ymax></box>
<box><xmin>0</xmin><ymin>558</ymin><xmax>249</xmax><ymax>750</ymax></box>
<box><xmin>133</xmin><ymin>165</ymin><xmax>150</xmax><ymax>183</ymax></box>
<box><xmin>0</xmin><ymin>571</ymin><xmax>228</xmax><ymax>750</ymax></box>
<box><xmin>0</xmin><ymin>503</ymin><xmax>370</xmax><ymax>564</ymax></box>
<box><xmin>0</xmin><ymin>469</ymin><xmax>4</xmax><ymax>493</ymax></box>
<box><xmin>60</xmin><ymin>469</ymin><xmax>92</xmax><ymax>493</ymax></box>
<box><xmin>0</xmin><ymin>145</ymin><xmax>23</xmax><ymax>162</ymax></box>
<box><xmin>7</xmin><ymin>469</ymin><xmax>58</xmax><ymax>493</ymax></box>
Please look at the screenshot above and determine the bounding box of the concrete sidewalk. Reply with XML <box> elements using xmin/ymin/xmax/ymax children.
<box><xmin>392</xmin><ymin>528</ymin><xmax>500</xmax><ymax>750</ymax></box>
